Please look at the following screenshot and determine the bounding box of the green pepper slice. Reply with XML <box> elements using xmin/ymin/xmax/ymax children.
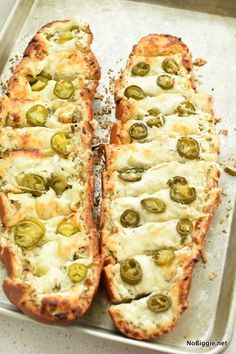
<box><xmin>54</xmin><ymin>80</ymin><xmax>74</xmax><ymax>99</ymax></box>
<box><xmin>131</xmin><ymin>62</ymin><xmax>150</xmax><ymax>76</ymax></box>
<box><xmin>47</xmin><ymin>175</ymin><xmax>68</xmax><ymax>195</ymax></box>
<box><xmin>167</xmin><ymin>176</ymin><xmax>188</xmax><ymax>188</ymax></box>
<box><xmin>18</xmin><ymin>173</ymin><xmax>46</xmax><ymax>196</ymax></box>
<box><xmin>31</xmin><ymin>80</ymin><xmax>47</xmax><ymax>91</ymax></box>
<box><xmin>141</xmin><ymin>198</ymin><xmax>166</xmax><ymax>213</ymax></box>
<box><xmin>147</xmin><ymin>114</ymin><xmax>165</xmax><ymax>128</ymax></box>
<box><xmin>148</xmin><ymin>294</ymin><xmax>171</xmax><ymax>313</ymax></box>
<box><xmin>176</xmin><ymin>101</ymin><xmax>195</xmax><ymax>116</ymax></box>
<box><xmin>147</xmin><ymin>108</ymin><xmax>161</xmax><ymax>116</ymax></box>
<box><xmin>177</xmin><ymin>137</ymin><xmax>200</xmax><ymax>159</ymax></box>
<box><xmin>70</xmin><ymin>25</ymin><xmax>80</xmax><ymax>32</ymax></box>
<box><xmin>118</xmin><ymin>168</ymin><xmax>144</xmax><ymax>182</ymax></box>
<box><xmin>124</xmin><ymin>85</ymin><xmax>146</xmax><ymax>100</ymax></box>
<box><xmin>129</xmin><ymin>123</ymin><xmax>148</xmax><ymax>140</ymax></box>
<box><xmin>26</xmin><ymin>104</ymin><xmax>48</xmax><ymax>126</ymax></box>
<box><xmin>50</xmin><ymin>132</ymin><xmax>71</xmax><ymax>155</ymax></box>
<box><xmin>30</xmin><ymin>72</ymin><xmax>52</xmax><ymax>91</ymax></box>
<box><xmin>170</xmin><ymin>183</ymin><xmax>196</xmax><ymax>204</ymax></box>
<box><xmin>152</xmin><ymin>248</ymin><xmax>175</xmax><ymax>266</ymax></box>
<box><xmin>37</xmin><ymin>72</ymin><xmax>52</xmax><ymax>81</ymax></box>
<box><xmin>120</xmin><ymin>209</ymin><xmax>140</xmax><ymax>228</ymax></box>
<box><xmin>120</xmin><ymin>258</ymin><xmax>142</xmax><ymax>285</ymax></box>
<box><xmin>162</xmin><ymin>58</ymin><xmax>179</xmax><ymax>74</ymax></box>
<box><xmin>157</xmin><ymin>74</ymin><xmax>175</xmax><ymax>89</ymax></box>
<box><xmin>57</xmin><ymin>31</ymin><xmax>73</xmax><ymax>44</ymax></box>
<box><xmin>57</xmin><ymin>219</ymin><xmax>80</xmax><ymax>237</ymax></box>
<box><xmin>68</xmin><ymin>263</ymin><xmax>87</xmax><ymax>282</ymax></box>
<box><xmin>176</xmin><ymin>218</ymin><xmax>193</xmax><ymax>236</ymax></box>
<box><xmin>15</xmin><ymin>217</ymin><xmax>45</xmax><ymax>249</ymax></box>
<box><xmin>46</xmin><ymin>33</ymin><xmax>53</xmax><ymax>40</ymax></box>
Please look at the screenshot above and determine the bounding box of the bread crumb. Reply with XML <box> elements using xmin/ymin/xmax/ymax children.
<box><xmin>201</xmin><ymin>249</ymin><xmax>207</xmax><ymax>263</ymax></box>
<box><xmin>208</xmin><ymin>272</ymin><xmax>217</xmax><ymax>281</ymax></box>
<box><xmin>94</xmin><ymin>93</ymin><xmax>104</xmax><ymax>100</ymax></box>
<box><xmin>193</xmin><ymin>58</ymin><xmax>207</xmax><ymax>66</ymax></box>
<box><xmin>215</xmin><ymin>116</ymin><xmax>222</xmax><ymax>123</ymax></box>
<box><xmin>219</xmin><ymin>129</ymin><xmax>228</xmax><ymax>136</ymax></box>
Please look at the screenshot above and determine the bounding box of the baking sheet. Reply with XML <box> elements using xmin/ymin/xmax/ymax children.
<box><xmin>0</xmin><ymin>0</ymin><xmax>236</xmax><ymax>353</ymax></box>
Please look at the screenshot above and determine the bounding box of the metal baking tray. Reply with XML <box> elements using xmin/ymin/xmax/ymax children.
<box><xmin>0</xmin><ymin>0</ymin><xmax>236</xmax><ymax>353</ymax></box>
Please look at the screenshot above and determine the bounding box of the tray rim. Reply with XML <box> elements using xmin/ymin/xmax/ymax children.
<box><xmin>0</xmin><ymin>1</ymin><xmax>236</xmax><ymax>353</ymax></box>
<box><xmin>0</xmin><ymin>303</ymin><xmax>234</xmax><ymax>354</ymax></box>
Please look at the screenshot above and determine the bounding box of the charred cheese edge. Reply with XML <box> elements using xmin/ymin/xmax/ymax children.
<box><xmin>0</xmin><ymin>18</ymin><xmax>102</xmax><ymax>324</ymax></box>
<box><xmin>102</xmin><ymin>34</ymin><xmax>220</xmax><ymax>340</ymax></box>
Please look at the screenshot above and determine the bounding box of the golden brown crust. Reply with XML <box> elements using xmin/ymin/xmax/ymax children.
<box><xmin>110</xmin><ymin>121</ymin><xmax>122</xmax><ymax>144</ymax></box>
<box><xmin>133</xmin><ymin>34</ymin><xmax>192</xmax><ymax>63</ymax></box>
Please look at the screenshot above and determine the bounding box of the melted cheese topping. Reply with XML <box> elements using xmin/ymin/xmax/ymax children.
<box><xmin>0</xmin><ymin>152</ymin><xmax>86</xmax><ymax>192</ymax></box>
<box><xmin>122</xmin><ymin>92</ymin><xmax>212</xmax><ymax>120</ymax></box>
<box><xmin>123</xmin><ymin>112</ymin><xmax>214</xmax><ymax>141</ymax></box>
<box><xmin>110</xmin><ymin>291</ymin><xmax>175</xmax><ymax>331</ymax></box>
<box><xmin>10</xmin><ymin>77</ymin><xmax>86</xmax><ymax>102</ymax></box>
<box><xmin>0</xmin><ymin>151</ymin><xmax>90</xmax><ymax>226</ymax></box>
<box><xmin>109</xmin><ymin>189</ymin><xmax>207</xmax><ymax>229</ymax></box>
<box><xmin>122</xmin><ymin>75</ymin><xmax>192</xmax><ymax>98</ymax></box>
<box><xmin>1</xmin><ymin>96</ymin><xmax>89</xmax><ymax>129</ymax></box>
<box><xmin>17</xmin><ymin>52</ymin><xmax>96</xmax><ymax>82</ymax></box>
<box><xmin>109</xmin><ymin>136</ymin><xmax>219</xmax><ymax>171</ymax></box>
<box><xmin>3</xmin><ymin>186</ymin><xmax>83</xmax><ymax>225</ymax></box>
<box><xmin>105</xmin><ymin>249</ymin><xmax>195</xmax><ymax>301</ymax></box>
<box><xmin>126</xmin><ymin>54</ymin><xmax>187</xmax><ymax>77</ymax></box>
<box><xmin>27</xmin><ymin>254</ymin><xmax>92</xmax><ymax>295</ymax></box>
<box><xmin>47</xmin><ymin>52</ymin><xmax>95</xmax><ymax>80</ymax></box>
<box><xmin>109</xmin><ymin>161</ymin><xmax>217</xmax><ymax>197</ymax></box>
<box><xmin>106</xmin><ymin>220</ymin><xmax>195</xmax><ymax>261</ymax></box>
<box><xmin>0</xmin><ymin>126</ymin><xmax>80</xmax><ymax>153</ymax></box>
<box><xmin>4</xmin><ymin>214</ymin><xmax>91</xmax><ymax>294</ymax></box>
<box><xmin>40</xmin><ymin>18</ymin><xmax>91</xmax><ymax>54</ymax></box>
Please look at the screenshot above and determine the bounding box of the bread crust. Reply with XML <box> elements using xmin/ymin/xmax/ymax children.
<box><xmin>102</xmin><ymin>34</ymin><xmax>220</xmax><ymax>340</ymax></box>
<box><xmin>0</xmin><ymin>18</ymin><xmax>102</xmax><ymax>324</ymax></box>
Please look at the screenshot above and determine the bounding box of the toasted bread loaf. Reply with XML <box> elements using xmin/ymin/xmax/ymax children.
<box><xmin>101</xmin><ymin>35</ymin><xmax>220</xmax><ymax>340</ymax></box>
<box><xmin>0</xmin><ymin>18</ymin><xmax>102</xmax><ymax>324</ymax></box>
